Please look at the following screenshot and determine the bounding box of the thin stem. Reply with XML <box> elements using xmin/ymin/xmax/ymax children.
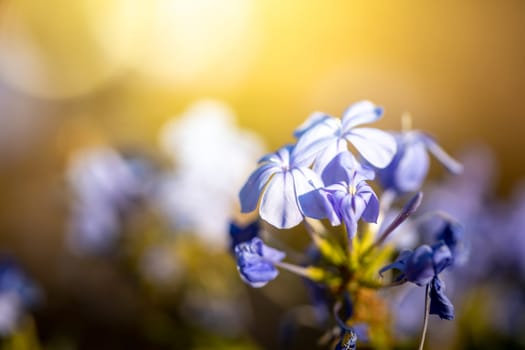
<box><xmin>418</xmin><ymin>284</ymin><xmax>431</xmax><ymax>350</ymax></box>
<box><xmin>401</xmin><ymin>112</ymin><xmax>413</xmax><ymax>132</ymax></box>
<box><xmin>361</xmin><ymin>192</ymin><xmax>423</xmax><ymax>259</ymax></box>
<box><xmin>273</xmin><ymin>261</ymin><xmax>316</xmax><ymax>280</ymax></box>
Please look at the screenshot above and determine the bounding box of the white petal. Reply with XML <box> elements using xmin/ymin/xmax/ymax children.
<box><xmin>341</xmin><ymin>100</ymin><xmax>383</xmax><ymax>129</ymax></box>
<box><xmin>259</xmin><ymin>172</ymin><xmax>303</xmax><ymax>229</ymax></box>
<box><xmin>345</xmin><ymin>128</ymin><xmax>397</xmax><ymax>168</ymax></box>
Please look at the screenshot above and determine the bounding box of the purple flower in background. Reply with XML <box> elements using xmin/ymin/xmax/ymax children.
<box><xmin>380</xmin><ymin>243</ymin><xmax>454</xmax><ymax>320</ymax></box>
<box><xmin>378</xmin><ymin>131</ymin><xmax>463</xmax><ymax>193</ymax></box>
<box><xmin>300</xmin><ymin>152</ymin><xmax>379</xmax><ymax>238</ymax></box>
<box><xmin>292</xmin><ymin>100</ymin><xmax>397</xmax><ymax>173</ymax></box>
<box><xmin>234</xmin><ymin>237</ymin><xmax>285</xmax><ymax>288</ymax></box>
<box><xmin>66</xmin><ymin>147</ymin><xmax>148</xmax><ymax>255</ymax></box>
<box><xmin>239</xmin><ymin>145</ymin><xmax>322</xmax><ymax>229</ymax></box>
<box><xmin>0</xmin><ymin>259</ymin><xmax>40</xmax><ymax>336</ymax></box>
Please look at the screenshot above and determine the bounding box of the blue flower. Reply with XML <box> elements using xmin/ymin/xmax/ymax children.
<box><xmin>0</xmin><ymin>258</ymin><xmax>41</xmax><ymax>336</ymax></box>
<box><xmin>300</xmin><ymin>152</ymin><xmax>380</xmax><ymax>238</ymax></box>
<box><xmin>380</xmin><ymin>243</ymin><xmax>455</xmax><ymax>319</ymax></box>
<box><xmin>234</xmin><ymin>237</ymin><xmax>286</xmax><ymax>288</ymax></box>
<box><xmin>378</xmin><ymin>131</ymin><xmax>463</xmax><ymax>193</ymax></box>
<box><xmin>292</xmin><ymin>101</ymin><xmax>397</xmax><ymax>173</ymax></box>
<box><xmin>228</xmin><ymin>220</ymin><xmax>260</xmax><ymax>252</ymax></box>
<box><xmin>0</xmin><ymin>259</ymin><xmax>40</xmax><ymax>307</ymax></box>
<box><xmin>239</xmin><ymin>145</ymin><xmax>323</xmax><ymax>229</ymax></box>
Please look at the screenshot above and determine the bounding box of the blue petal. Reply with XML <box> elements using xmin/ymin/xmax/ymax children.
<box><xmin>405</xmin><ymin>245</ymin><xmax>435</xmax><ymax>286</ymax></box>
<box><xmin>321</xmin><ymin>151</ymin><xmax>360</xmax><ymax>186</ymax></box>
<box><xmin>394</xmin><ymin>140</ymin><xmax>429</xmax><ymax>192</ymax></box>
<box><xmin>431</xmin><ymin>242</ymin><xmax>453</xmax><ymax>274</ymax></box>
<box><xmin>239</xmin><ymin>163</ymin><xmax>280</xmax><ymax>213</ymax></box>
<box><xmin>341</xmin><ymin>195</ymin><xmax>359</xmax><ymax>238</ymax></box>
<box><xmin>378</xmin><ymin>249</ymin><xmax>413</xmax><ymax>278</ymax></box>
<box><xmin>429</xmin><ymin>277</ymin><xmax>455</xmax><ymax>320</ymax></box>
<box><xmin>421</xmin><ymin>133</ymin><xmax>463</xmax><ymax>174</ymax></box>
<box><xmin>345</xmin><ymin>128</ymin><xmax>397</xmax><ymax>168</ymax></box>
<box><xmin>234</xmin><ymin>238</ymin><xmax>285</xmax><ymax>288</ymax></box>
<box><xmin>292</xmin><ymin>116</ymin><xmax>342</xmax><ymax>167</ymax></box>
<box><xmin>360</xmin><ymin>188</ymin><xmax>380</xmax><ymax>224</ymax></box>
<box><xmin>311</xmin><ymin>139</ymin><xmax>348</xmax><ymax>174</ymax></box>
<box><xmin>341</xmin><ymin>100</ymin><xmax>383</xmax><ymax>130</ymax></box>
<box><xmin>293</xmin><ymin>112</ymin><xmax>332</xmax><ymax>138</ymax></box>
<box><xmin>300</xmin><ymin>184</ymin><xmax>346</xmax><ymax>226</ymax></box>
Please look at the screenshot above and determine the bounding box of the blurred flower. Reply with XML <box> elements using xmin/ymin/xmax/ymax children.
<box><xmin>139</xmin><ymin>245</ymin><xmax>182</xmax><ymax>286</ymax></box>
<box><xmin>240</xmin><ymin>144</ymin><xmax>323</xmax><ymax>229</ymax></box>
<box><xmin>378</xmin><ymin>131</ymin><xmax>462</xmax><ymax>193</ymax></box>
<box><xmin>292</xmin><ymin>100</ymin><xmax>396</xmax><ymax>172</ymax></box>
<box><xmin>234</xmin><ymin>237</ymin><xmax>285</xmax><ymax>288</ymax></box>
<box><xmin>0</xmin><ymin>259</ymin><xmax>40</xmax><ymax>336</ymax></box>
<box><xmin>66</xmin><ymin>146</ymin><xmax>148</xmax><ymax>255</ymax></box>
<box><xmin>300</xmin><ymin>152</ymin><xmax>379</xmax><ymax>238</ymax></box>
<box><xmin>156</xmin><ymin>100</ymin><xmax>265</xmax><ymax>247</ymax></box>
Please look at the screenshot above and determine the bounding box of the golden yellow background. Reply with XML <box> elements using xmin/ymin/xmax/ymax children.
<box><xmin>0</xmin><ymin>0</ymin><xmax>523</xmax><ymax>279</ymax></box>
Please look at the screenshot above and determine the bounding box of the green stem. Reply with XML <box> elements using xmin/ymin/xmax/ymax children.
<box><xmin>418</xmin><ymin>284</ymin><xmax>431</xmax><ymax>350</ymax></box>
<box><xmin>273</xmin><ymin>261</ymin><xmax>320</xmax><ymax>281</ymax></box>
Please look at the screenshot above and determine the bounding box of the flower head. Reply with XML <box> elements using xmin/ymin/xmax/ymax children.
<box><xmin>292</xmin><ymin>100</ymin><xmax>397</xmax><ymax>173</ymax></box>
<box><xmin>300</xmin><ymin>152</ymin><xmax>379</xmax><ymax>238</ymax></box>
<box><xmin>380</xmin><ymin>243</ymin><xmax>455</xmax><ymax>319</ymax></box>
<box><xmin>239</xmin><ymin>145</ymin><xmax>322</xmax><ymax>229</ymax></box>
<box><xmin>234</xmin><ymin>237</ymin><xmax>285</xmax><ymax>288</ymax></box>
<box><xmin>378</xmin><ymin>131</ymin><xmax>463</xmax><ymax>193</ymax></box>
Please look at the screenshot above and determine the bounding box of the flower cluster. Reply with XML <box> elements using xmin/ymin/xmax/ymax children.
<box><xmin>233</xmin><ymin>101</ymin><xmax>463</xmax><ymax>349</ymax></box>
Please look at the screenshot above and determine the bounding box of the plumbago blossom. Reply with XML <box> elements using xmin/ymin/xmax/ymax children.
<box><xmin>233</xmin><ymin>100</ymin><xmax>464</xmax><ymax>349</ymax></box>
<box><xmin>377</xmin><ymin>129</ymin><xmax>463</xmax><ymax>193</ymax></box>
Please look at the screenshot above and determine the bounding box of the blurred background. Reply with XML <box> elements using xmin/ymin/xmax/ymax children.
<box><xmin>0</xmin><ymin>0</ymin><xmax>524</xmax><ymax>349</ymax></box>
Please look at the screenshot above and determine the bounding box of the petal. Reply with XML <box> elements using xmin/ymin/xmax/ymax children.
<box><xmin>394</xmin><ymin>140</ymin><xmax>430</xmax><ymax>192</ymax></box>
<box><xmin>421</xmin><ymin>133</ymin><xmax>463</xmax><ymax>174</ymax></box>
<box><xmin>259</xmin><ymin>145</ymin><xmax>292</xmax><ymax>165</ymax></box>
<box><xmin>431</xmin><ymin>242</ymin><xmax>453</xmax><ymax>274</ymax></box>
<box><xmin>238</xmin><ymin>262</ymin><xmax>279</xmax><ymax>288</ymax></box>
<box><xmin>361</xmin><ymin>190</ymin><xmax>380</xmax><ymax>224</ymax></box>
<box><xmin>292</xmin><ymin>117</ymin><xmax>342</xmax><ymax>167</ymax></box>
<box><xmin>341</xmin><ymin>100</ymin><xmax>383</xmax><ymax>130</ymax></box>
<box><xmin>345</xmin><ymin>128</ymin><xmax>397</xmax><ymax>168</ymax></box>
<box><xmin>259</xmin><ymin>172</ymin><xmax>303</xmax><ymax>229</ymax></box>
<box><xmin>341</xmin><ymin>195</ymin><xmax>359</xmax><ymax>238</ymax></box>
<box><xmin>261</xmin><ymin>243</ymin><xmax>286</xmax><ymax>262</ymax></box>
<box><xmin>293</xmin><ymin>112</ymin><xmax>332</xmax><ymax>138</ymax></box>
<box><xmin>405</xmin><ymin>245</ymin><xmax>435</xmax><ymax>286</ymax></box>
<box><xmin>312</xmin><ymin>139</ymin><xmax>349</xmax><ymax>174</ymax></box>
<box><xmin>291</xmin><ymin>167</ymin><xmax>324</xmax><ymax>197</ymax></box>
<box><xmin>300</xmin><ymin>188</ymin><xmax>342</xmax><ymax>226</ymax></box>
<box><xmin>321</xmin><ymin>151</ymin><xmax>359</xmax><ymax>186</ymax></box>
<box><xmin>379</xmin><ymin>249</ymin><xmax>413</xmax><ymax>278</ymax></box>
<box><xmin>429</xmin><ymin>277</ymin><xmax>455</xmax><ymax>320</ymax></box>
<box><xmin>239</xmin><ymin>163</ymin><xmax>280</xmax><ymax>213</ymax></box>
